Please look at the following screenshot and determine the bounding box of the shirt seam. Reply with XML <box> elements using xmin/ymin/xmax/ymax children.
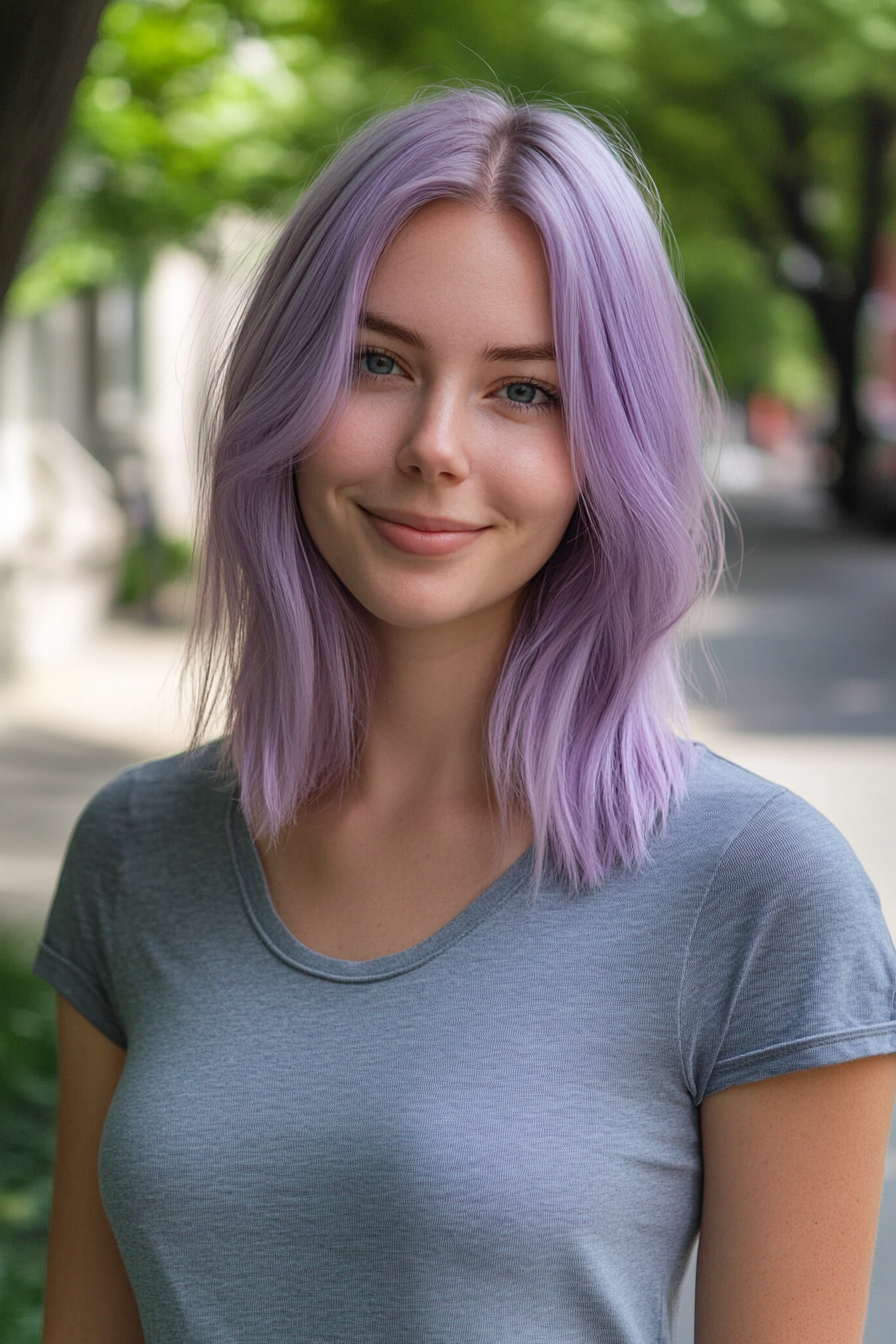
<box><xmin>713</xmin><ymin>1020</ymin><xmax>896</xmax><ymax>1074</ymax></box>
<box><xmin>227</xmin><ymin>795</ymin><xmax>533</xmax><ymax>983</ymax></box>
<box><xmin>675</xmin><ymin>785</ymin><xmax>790</xmax><ymax>1100</ymax></box>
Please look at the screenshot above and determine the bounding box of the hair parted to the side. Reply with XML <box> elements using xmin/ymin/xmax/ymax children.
<box><xmin>192</xmin><ymin>85</ymin><xmax>724</xmax><ymax>889</ymax></box>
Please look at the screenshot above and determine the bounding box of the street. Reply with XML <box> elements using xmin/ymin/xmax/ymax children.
<box><xmin>0</xmin><ymin>472</ymin><xmax>894</xmax><ymax>1340</ymax></box>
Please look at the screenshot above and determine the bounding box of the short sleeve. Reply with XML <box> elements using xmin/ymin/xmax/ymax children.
<box><xmin>679</xmin><ymin>788</ymin><xmax>896</xmax><ymax>1104</ymax></box>
<box><xmin>33</xmin><ymin>775</ymin><xmax>132</xmax><ymax>1047</ymax></box>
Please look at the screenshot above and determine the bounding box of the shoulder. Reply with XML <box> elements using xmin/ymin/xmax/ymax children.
<box><xmin>681</xmin><ymin>743</ymin><xmax>872</xmax><ymax>907</ymax></box>
<box><xmin>673</xmin><ymin>743</ymin><xmax>857</xmax><ymax>878</ymax></box>
<box><xmin>46</xmin><ymin>739</ymin><xmax>235</xmax><ymax>969</ymax></box>
<box><xmin>674</xmin><ymin>746</ymin><xmax>896</xmax><ymax>1102</ymax></box>
<box><xmin>69</xmin><ymin>740</ymin><xmax>233</xmax><ymax>864</ymax></box>
<box><xmin>669</xmin><ymin>743</ymin><xmax>894</xmax><ymax>1006</ymax></box>
<box><xmin>641</xmin><ymin>744</ymin><xmax>833</xmax><ymax>913</ymax></box>
<box><xmin>678</xmin><ymin>743</ymin><xmax>789</xmax><ymax>830</ymax></box>
<box><xmin>38</xmin><ymin>743</ymin><xmax>238</xmax><ymax>1046</ymax></box>
<box><xmin>80</xmin><ymin>739</ymin><xmax>231</xmax><ymax>821</ymax></box>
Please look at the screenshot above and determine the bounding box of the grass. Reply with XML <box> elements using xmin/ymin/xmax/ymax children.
<box><xmin>0</xmin><ymin>932</ymin><xmax>57</xmax><ymax>1344</ymax></box>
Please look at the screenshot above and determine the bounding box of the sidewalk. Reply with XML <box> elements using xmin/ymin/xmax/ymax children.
<box><xmin>0</xmin><ymin>618</ymin><xmax>192</xmax><ymax>925</ymax></box>
<box><xmin>0</xmin><ymin>617</ymin><xmax>191</xmax><ymax>762</ymax></box>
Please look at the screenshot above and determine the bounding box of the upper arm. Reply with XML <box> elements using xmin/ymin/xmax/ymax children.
<box><xmin>43</xmin><ymin>995</ymin><xmax>145</xmax><ymax>1344</ymax></box>
<box><xmin>696</xmin><ymin>1054</ymin><xmax>896</xmax><ymax>1344</ymax></box>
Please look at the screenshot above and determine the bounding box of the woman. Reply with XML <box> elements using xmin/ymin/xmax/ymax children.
<box><xmin>37</xmin><ymin>88</ymin><xmax>896</xmax><ymax>1344</ymax></box>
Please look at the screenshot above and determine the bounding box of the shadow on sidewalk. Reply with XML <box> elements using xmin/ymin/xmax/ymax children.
<box><xmin>687</xmin><ymin>492</ymin><xmax>896</xmax><ymax>737</ymax></box>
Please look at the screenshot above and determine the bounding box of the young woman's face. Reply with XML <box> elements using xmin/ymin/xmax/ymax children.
<box><xmin>296</xmin><ymin>199</ymin><xmax>578</xmax><ymax>637</ymax></box>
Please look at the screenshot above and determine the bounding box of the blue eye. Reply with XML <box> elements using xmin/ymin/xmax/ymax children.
<box><xmin>360</xmin><ymin>351</ymin><xmax>398</xmax><ymax>376</ymax></box>
<box><xmin>497</xmin><ymin>381</ymin><xmax>556</xmax><ymax>407</ymax></box>
<box><xmin>504</xmin><ymin>382</ymin><xmax>539</xmax><ymax>404</ymax></box>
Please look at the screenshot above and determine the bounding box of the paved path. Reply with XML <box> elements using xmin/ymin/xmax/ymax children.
<box><xmin>0</xmin><ymin>475</ymin><xmax>894</xmax><ymax>1340</ymax></box>
<box><xmin>0</xmin><ymin>619</ymin><xmax>193</xmax><ymax>924</ymax></box>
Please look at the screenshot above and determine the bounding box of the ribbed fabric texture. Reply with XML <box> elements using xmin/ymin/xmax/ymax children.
<box><xmin>35</xmin><ymin>744</ymin><xmax>896</xmax><ymax>1344</ymax></box>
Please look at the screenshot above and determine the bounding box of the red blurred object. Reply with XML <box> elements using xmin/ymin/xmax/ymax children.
<box><xmin>747</xmin><ymin>392</ymin><xmax>794</xmax><ymax>453</ymax></box>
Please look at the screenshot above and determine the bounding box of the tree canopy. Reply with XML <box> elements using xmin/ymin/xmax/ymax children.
<box><xmin>9</xmin><ymin>0</ymin><xmax>896</xmax><ymax>491</ymax></box>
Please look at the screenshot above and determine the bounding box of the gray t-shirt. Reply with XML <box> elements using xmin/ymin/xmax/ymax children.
<box><xmin>35</xmin><ymin>743</ymin><xmax>896</xmax><ymax>1344</ymax></box>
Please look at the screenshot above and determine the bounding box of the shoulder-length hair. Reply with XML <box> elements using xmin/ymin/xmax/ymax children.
<box><xmin>193</xmin><ymin>86</ymin><xmax>722</xmax><ymax>889</ymax></box>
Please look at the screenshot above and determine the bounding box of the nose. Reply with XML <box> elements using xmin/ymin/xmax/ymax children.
<box><xmin>395</xmin><ymin>383</ymin><xmax>471</xmax><ymax>484</ymax></box>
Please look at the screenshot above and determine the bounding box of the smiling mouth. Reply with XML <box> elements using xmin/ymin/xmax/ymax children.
<box><xmin>359</xmin><ymin>506</ymin><xmax>489</xmax><ymax>557</ymax></box>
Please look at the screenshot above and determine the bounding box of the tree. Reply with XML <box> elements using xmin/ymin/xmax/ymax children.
<box><xmin>6</xmin><ymin>0</ymin><xmax>799</xmax><ymax>380</ymax></box>
<box><xmin>7</xmin><ymin>0</ymin><xmax>381</xmax><ymax>309</ymax></box>
<box><xmin>548</xmin><ymin>0</ymin><xmax>896</xmax><ymax>510</ymax></box>
<box><xmin>0</xmin><ymin>0</ymin><xmax>108</xmax><ymax>307</ymax></box>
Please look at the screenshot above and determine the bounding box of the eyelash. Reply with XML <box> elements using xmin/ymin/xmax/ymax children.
<box><xmin>356</xmin><ymin>347</ymin><xmax>406</xmax><ymax>380</ymax></box>
<box><xmin>495</xmin><ymin>376</ymin><xmax>562</xmax><ymax>415</ymax></box>
<box><xmin>355</xmin><ymin>347</ymin><xmax>562</xmax><ymax>414</ymax></box>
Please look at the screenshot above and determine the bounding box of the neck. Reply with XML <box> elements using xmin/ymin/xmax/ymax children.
<box><xmin>356</xmin><ymin>601</ymin><xmax>517</xmax><ymax>806</ymax></box>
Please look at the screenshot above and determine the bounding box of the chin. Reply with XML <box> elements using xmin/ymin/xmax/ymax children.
<box><xmin>350</xmin><ymin>586</ymin><xmax>520</xmax><ymax>639</ymax></box>
<box><xmin>358</xmin><ymin>601</ymin><xmax>480</xmax><ymax>633</ymax></box>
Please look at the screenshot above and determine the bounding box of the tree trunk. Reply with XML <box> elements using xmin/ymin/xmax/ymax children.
<box><xmin>767</xmin><ymin>95</ymin><xmax>896</xmax><ymax>518</ymax></box>
<box><xmin>0</xmin><ymin>0</ymin><xmax>109</xmax><ymax>310</ymax></box>
<box><xmin>825</xmin><ymin>98</ymin><xmax>896</xmax><ymax>516</ymax></box>
<box><xmin>811</xmin><ymin>292</ymin><xmax>866</xmax><ymax>515</ymax></box>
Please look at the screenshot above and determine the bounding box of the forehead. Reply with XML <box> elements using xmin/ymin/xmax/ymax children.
<box><xmin>365</xmin><ymin>201</ymin><xmax>554</xmax><ymax>347</ymax></box>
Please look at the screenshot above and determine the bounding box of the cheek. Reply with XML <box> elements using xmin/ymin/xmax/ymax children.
<box><xmin>298</xmin><ymin>435</ymin><xmax>366</xmax><ymax>496</ymax></box>
<box><xmin>295</xmin><ymin>413</ymin><xmax>382</xmax><ymax>532</ymax></box>
<box><xmin>293</xmin><ymin>453</ymin><xmax>347</xmax><ymax>578</ymax></box>
<box><xmin>502</xmin><ymin>440</ymin><xmax>578</xmax><ymax>541</ymax></box>
<box><xmin>531</xmin><ymin>495</ymin><xmax>578</xmax><ymax>571</ymax></box>
<box><xmin>301</xmin><ymin>390</ymin><xmax>405</xmax><ymax>484</ymax></box>
<box><xmin>293</xmin><ymin>460</ymin><xmax>329</xmax><ymax>540</ymax></box>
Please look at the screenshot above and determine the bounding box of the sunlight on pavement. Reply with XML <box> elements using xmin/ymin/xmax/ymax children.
<box><xmin>0</xmin><ymin>619</ymin><xmax>192</xmax><ymax>761</ymax></box>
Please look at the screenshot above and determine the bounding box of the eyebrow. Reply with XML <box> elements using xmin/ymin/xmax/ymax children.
<box><xmin>362</xmin><ymin>313</ymin><xmax>429</xmax><ymax>350</ymax></box>
<box><xmin>480</xmin><ymin>341</ymin><xmax>556</xmax><ymax>363</ymax></box>
<box><xmin>361</xmin><ymin>312</ymin><xmax>556</xmax><ymax>364</ymax></box>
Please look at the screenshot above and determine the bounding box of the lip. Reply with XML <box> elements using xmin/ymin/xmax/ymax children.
<box><xmin>359</xmin><ymin>506</ymin><xmax>489</xmax><ymax>557</ymax></box>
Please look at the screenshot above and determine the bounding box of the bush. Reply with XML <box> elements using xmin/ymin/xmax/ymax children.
<box><xmin>0</xmin><ymin>934</ymin><xmax>57</xmax><ymax>1344</ymax></box>
<box><xmin>119</xmin><ymin>531</ymin><xmax>192</xmax><ymax>607</ymax></box>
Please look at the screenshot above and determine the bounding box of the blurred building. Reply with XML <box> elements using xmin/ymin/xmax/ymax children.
<box><xmin>0</xmin><ymin>215</ymin><xmax>264</xmax><ymax>676</ymax></box>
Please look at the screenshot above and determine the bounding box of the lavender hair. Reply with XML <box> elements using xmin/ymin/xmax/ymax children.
<box><xmin>192</xmin><ymin>86</ymin><xmax>723</xmax><ymax>888</ymax></box>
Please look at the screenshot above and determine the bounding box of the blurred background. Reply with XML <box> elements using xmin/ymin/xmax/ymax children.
<box><xmin>1</xmin><ymin>0</ymin><xmax>895</xmax><ymax>1339</ymax></box>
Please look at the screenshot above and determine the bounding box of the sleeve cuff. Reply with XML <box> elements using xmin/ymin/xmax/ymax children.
<box><xmin>33</xmin><ymin>941</ymin><xmax>127</xmax><ymax>1048</ymax></box>
<box><xmin>702</xmin><ymin>1022</ymin><xmax>896</xmax><ymax>1102</ymax></box>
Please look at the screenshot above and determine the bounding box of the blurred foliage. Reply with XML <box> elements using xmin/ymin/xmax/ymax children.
<box><xmin>8</xmin><ymin>0</ymin><xmax>896</xmax><ymax>404</ymax></box>
<box><xmin>9</xmin><ymin>0</ymin><xmax>376</xmax><ymax>310</ymax></box>
<box><xmin>0</xmin><ymin>934</ymin><xmax>56</xmax><ymax>1344</ymax></box>
<box><xmin>119</xmin><ymin>531</ymin><xmax>193</xmax><ymax>605</ymax></box>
